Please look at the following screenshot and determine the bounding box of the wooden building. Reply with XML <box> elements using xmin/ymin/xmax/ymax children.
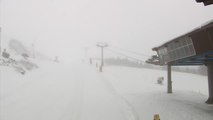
<box><xmin>196</xmin><ymin>0</ymin><xmax>213</xmax><ymax>6</ymax></box>
<box><xmin>153</xmin><ymin>20</ymin><xmax>213</xmax><ymax>104</ymax></box>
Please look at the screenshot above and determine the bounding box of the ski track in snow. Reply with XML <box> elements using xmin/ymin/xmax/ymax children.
<box><xmin>1</xmin><ymin>61</ymin><xmax>213</xmax><ymax>120</ymax></box>
<box><xmin>79</xmin><ymin>65</ymin><xmax>128</xmax><ymax>120</ymax></box>
<box><xmin>97</xmin><ymin>70</ymin><xmax>140</xmax><ymax>120</ymax></box>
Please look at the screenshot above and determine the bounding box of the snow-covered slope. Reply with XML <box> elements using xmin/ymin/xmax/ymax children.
<box><xmin>102</xmin><ymin>66</ymin><xmax>208</xmax><ymax>95</ymax></box>
<box><xmin>8</xmin><ymin>39</ymin><xmax>51</xmax><ymax>60</ymax></box>
<box><xmin>101</xmin><ymin>66</ymin><xmax>211</xmax><ymax>120</ymax></box>
<box><xmin>0</xmin><ymin>61</ymin><xmax>212</xmax><ymax>120</ymax></box>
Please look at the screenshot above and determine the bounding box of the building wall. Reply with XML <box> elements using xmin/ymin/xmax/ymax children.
<box><xmin>208</xmin><ymin>27</ymin><xmax>213</xmax><ymax>49</ymax></box>
<box><xmin>191</xmin><ymin>29</ymin><xmax>213</xmax><ymax>54</ymax></box>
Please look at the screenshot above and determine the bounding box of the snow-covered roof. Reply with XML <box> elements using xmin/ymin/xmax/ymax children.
<box><xmin>153</xmin><ymin>19</ymin><xmax>213</xmax><ymax>51</ymax></box>
<box><xmin>196</xmin><ymin>0</ymin><xmax>213</xmax><ymax>6</ymax></box>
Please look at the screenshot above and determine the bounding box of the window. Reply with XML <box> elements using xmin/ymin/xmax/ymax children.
<box><xmin>162</xmin><ymin>36</ymin><xmax>196</xmax><ymax>63</ymax></box>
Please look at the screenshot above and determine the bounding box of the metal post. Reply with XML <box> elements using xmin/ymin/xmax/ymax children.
<box><xmin>167</xmin><ymin>64</ymin><xmax>172</xmax><ymax>93</ymax></box>
<box><xmin>96</xmin><ymin>42</ymin><xmax>108</xmax><ymax>72</ymax></box>
<box><xmin>206</xmin><ymin>62</ymin><xmax>213</xmax><ymax>104</ymax></box>
<box><xmin>101</xmin><ymin>47</ymin><xmax>104</xmax><ymax>66</ymax></box>
<box><xmin>0</xmin><ymin>27</ymin><xmax>1</xmax><ymax>56</ymax></box>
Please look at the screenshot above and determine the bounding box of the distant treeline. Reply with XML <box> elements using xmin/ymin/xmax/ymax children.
<box><xmin>104</xmin><ymin>57</ymin><xmax>207</xmax><ymax>76</ymax></box>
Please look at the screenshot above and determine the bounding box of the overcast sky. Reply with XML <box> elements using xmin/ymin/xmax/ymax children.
<box><xmin>1</xmin><ymin>0</ymin><xmax>213</xmax><ymax>61</ymax></box>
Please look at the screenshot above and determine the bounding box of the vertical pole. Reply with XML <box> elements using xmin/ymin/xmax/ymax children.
<box><xmin>101</xmin><ymin>47</ymin><xmax>104</xmax><ymax>66</ymax></box>
<box><xmin>206</xmin><ymin>62</ymin><xmax>213</xmax><ymax>104</ymax></box>
<box><xmin>0</xmin><ymin>27</ymin><xmax>1</xmax><ymax>56</ymax></box>
<box><xmin>167</xmin><ymin>64</ymin><xmax>172</xmax><ymax>93</ymax></box>
<box><xmin>96</xmin><ymin>42</ymin><xmax>108</xmax><ymax>72</ymax></box>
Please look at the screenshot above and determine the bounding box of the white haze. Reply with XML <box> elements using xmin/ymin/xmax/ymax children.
<box><xmin>1</xmin><ymin>0</ymin><xmax>213</xmax><ymax>61</ymax></box>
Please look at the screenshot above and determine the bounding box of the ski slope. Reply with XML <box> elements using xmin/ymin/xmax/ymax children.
<box><xmin>102</xmin><ymin>66</ymin><xmax>212</xmax><ymax>120</ymax></box>
<box><xmin>0</xmin><ymin>61</ymin><xmax>213</xmax><ymax>120</ymax></box>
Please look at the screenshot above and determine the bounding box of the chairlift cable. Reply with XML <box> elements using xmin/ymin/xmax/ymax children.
<box><xmin>109</xmin><ymin>46</ymin><xmax>150</xmax><ymax>57</ymax></box>
<box><xmin>105</xmin><ymin>48</ymin><xmax>146</xmax><ymax>63</ymax></box>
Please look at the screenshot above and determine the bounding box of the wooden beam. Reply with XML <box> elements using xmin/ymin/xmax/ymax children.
<box><xmin>206</xmin><ymin>62</ymin><xmax>213</xmax><ymax>104</ymax></box>
<box><xmin>167</xmin><ymin>65</ymin><xmax>172</xmax><ymax>93</ymax></box>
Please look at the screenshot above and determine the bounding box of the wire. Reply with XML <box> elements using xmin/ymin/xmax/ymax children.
<box><xmin>109</xmin><ymin>45</ymin><xmax>150</xmax><ymax>58</ymax></box>
<box><xmin>106</xmin><ymin>48</ymin><xmax>146</xmax><ymax>63</ymax></box>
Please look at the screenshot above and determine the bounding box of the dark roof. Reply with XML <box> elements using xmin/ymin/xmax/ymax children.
<box><xmin>152</xmin><ymin>20</ymin><xmax>213</xmax><ymax>51</ymax></box>
<box><xmin>196</xmin><ymin>0</ymin><xmax>213</xmax><ymax>6</ymax></box>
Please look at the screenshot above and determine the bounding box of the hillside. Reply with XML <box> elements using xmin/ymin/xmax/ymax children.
<box><xmin>0</xmin><ymin>39</ymin><xmax>52</xmax><ymax>75</ymax></box>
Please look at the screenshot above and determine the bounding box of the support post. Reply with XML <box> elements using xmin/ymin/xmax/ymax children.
<box><xmin>96</xmin><ymin>42</ymin><xmax>108</xmax><ymax>72</ymax></box>
<box><xmin>101</xmin><ymin>47</ymin><xmax>104</xmax><ymax>66</ymax></box>
<box><xmin>0</xmin><ymin>27</ymin><xmax>1</xmax><ymax>56</ymax></box>
<box><xmin>167</xmin><ymin>64</ymin><xmax>172</xmax><ymax>93</ymax></box>
<box><xmin>206</xmin><ymin>62</ymin><xmax>213</xmax><ymax>104</ymax></box>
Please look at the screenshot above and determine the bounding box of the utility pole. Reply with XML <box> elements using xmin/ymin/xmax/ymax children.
<box><xmin>96</xmin><ymin>42</ymin><xmax>108</xmax><ymax>71</ymax></box>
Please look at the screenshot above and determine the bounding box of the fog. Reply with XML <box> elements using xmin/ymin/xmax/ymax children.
<box><xmin>1</xmin><ymin>0</ymin><xmax>213</xmax><ymax>61</ymax></box>
<box><xmin>1</xmin><ymin>1</ymin><xmax>213</xmax><ymax>120</ymax></box>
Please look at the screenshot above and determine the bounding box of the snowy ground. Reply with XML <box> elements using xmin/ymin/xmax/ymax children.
<box><xmin>0</xmin><ymin>61</ymin><xmax>213</xmax><ymax>120</ymax></box>
<box><xmin>102</xmin><ymin>65</ymin><xmax>213</xmax><ymax>120</ymax></box>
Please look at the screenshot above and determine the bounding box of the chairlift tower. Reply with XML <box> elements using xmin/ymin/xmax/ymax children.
<box><xmin>96</xmin><ymin>42</ymin><xmax>108</xmax><ymax>67</ymax></box>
